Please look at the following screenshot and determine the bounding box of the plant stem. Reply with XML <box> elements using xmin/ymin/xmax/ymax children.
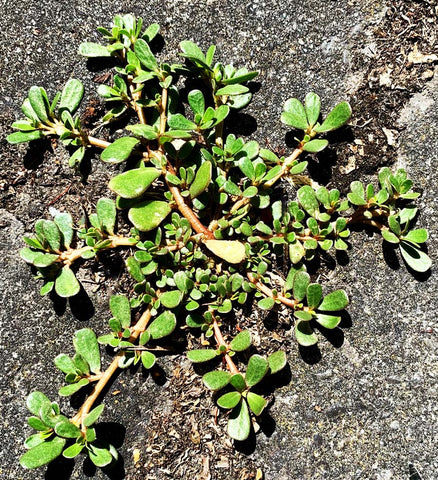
<box><xmin>71</xmin><ymin>307</ymin><xmax>153</xmax><ymax>430</ymax></box>
<box><xmin>247</xmin><ymin>272</ymin><xmax>298</xmax><ymax>308</ymax></box>
<box><xmin>128</xmin><ymin>74</ymin><xmax>147</xmax><ymax>124</ymax></box>
<box><xmin>159</xmin><ymin>87</ymin><xmax>168</xmax><ymax>136</ymax></box>
<box><xmin>212</xmin><ymin>317</ymin><xmax>239</xmax><ymax>375</ymax></box>
<box><xmin>59</xmin><ymin>235</ymin><xmax>137</xmax><ymax>266</ymax></box>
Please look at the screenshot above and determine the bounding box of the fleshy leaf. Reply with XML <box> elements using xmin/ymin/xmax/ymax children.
<box><xmin>402</xmin><ymin>229</ymin><xmax>428</xmax><ymax>244</ymax></box>
<box><xmin>88</xmin><ymin>444</ymin><xmax>113</xmax><ymax>467</ymax></box>
<box><xmin>204</xmin><ymin>240</ymin><xmax>246</xmax><ymax>264</ymax></box>
<box><xmin>59</xmin><ymin>79</ymin><xmax>84</xmax><ymax>115</ymax></box>
<box><xmin>55</xmin><ymin>267</ymin><xmax>80</xmax><ymax>298</ymax></box>
<box><xmin>315</xmin><ymin>314</ymin><xmax>341</xmax><ymax>329</ymax></box>
<box><xmin>227</xmin><ymin>400</ymin><xmax>251</xmax><ymax>441</ymax></box>
<box><xmin>245</xmin><ymin>354</ymin><xmax>269</xmax><ymax>387</ymax></box>
<box><xmin>101</xmin><ymin>137</ymin><xmax>140</xmax><ymax>163</ymax></box>
<box><xmin>128</xmin><ymin>200</ymin><xmax>172</xmax><ymax>231</ymax></box>
<box><xmin>110</xmin><ymin>295</ymin><xmax>131</xmax><ymax>329</ymax></box>
<box><xmin>108</xmin><ymin>168</ymin><xmax>161</xmax><ymax>199</ymax></box>
<box><xmin>217</xmin><ymin>391</ymin><xmax>242</xmax><ymax>409</ymax></box>
<box><xmin>246</xmin><ymin>392</ymin><xmax>267</xmax><ymax>416</ymax></box>
<box><xmin>295</xmin><ymin>320</ymin><xmax>318</xmax><ymax>346</ymax></box>
<box><xmin>189</xmin><ymin>161</ymin><xmax>212</xmax><ymax>199</ymax></box>
<box><xmin>318</xmin><ymin>290</ymin><xmax>349</xmax><ymax>311</ymax></box>
<box><xmin>187</xmin><ymin>349</ymin><xmax>218</xmax><ymax>363</ymax></box>
<box><xmin>79</xmin><ymin>42</ymin><xmax>111</xmax><ymax>57</ymax></box>
<box><xmin>293</xmin><ymin>271</ymin><xmax>310</xmax><ymax>302</ymax></box>
<box><xmin>54</xmin><ymin>420</ymin><xmax>81</xmax><ymax>438</ymax></box>
<box><xmin>7</xmin><ymin>130</ymin><xmax>44</xmax><ymax>144</ymax></box>
<box><xmin>134</xmin><ymin>38</ymin><xmax>158</xmax><ymax>71</ymax></box>
<box><xmin>147</xmin><ymin>310</ymin><xmax>177</xmax><ymax>339</ymax></box>
<box><xmin>202</xmin><ymin>371</ymin><xmax>231</xmax><ymax>391</ymax></box>
<box><xmin>20</xmin><ymin>437</ymin><xmax>66</xmax><ymax>469</ymax></box>
<box><xmin>306</xmin><ymin>283</ymin><xmax>323</xmax><ymax>309</ymax></box>
<box><xmin>281</xmin><ymin>98</ymin><xmax>308</xmax><ymax>130</ymax></box>
<box><xmin>302</xmin><ymin>139</ymin><xmax>328</xmax><ymax>153</ymax></box>
<box><xmin>54</xmin><ymin>212</ymin><xmax>73</xmax><ymax>249</ymax></box>
<box><xmin>230</xmin><ymin>331</ymin><xmax>251</xmax><ymax>352</ymax></box>
<box><xmin>305</xmin><ymin>92</ymin><xmax>321</xmax><ymax>127</ymax></box>
<box><xmin>399</xmin><ymin>241</ymin><xmax>431</xmax><ymax>273</ymax></box>
<box><xmin>54</xmin><ymin>354</ymin><xmax>76</xmax><ymax>375</ymax></box>
<box><xmin>96</xmin><ymin>198</ymin><xmax>116</xmax><ymax>234</ymax></box>
<box><xmin>73</xmin><ymin>328</ymin><xmax>101</xmax><ymax>373</ymax></box>
<box><xmin>268</xmin><ymin>351</ymin><xmax>287</xmax><ymax>374</ymax></box>
<box><xmin>297</xmin><ymin>186</ymin><xmax>319</xmax><ymax>217</ymax></box>
<box><xmin>141</xmin><ymin>351</ymin><xmax>156</xmax><ymax>369</ymax></box>
<box><xmin>26</xmin><ymin>391</ymin><xmax>51</xmax><ymax>416</ymax></box>
<box><xmin>314</xmin><ymin>101</ymin><xmax>351</xmax><ymax>132</ymax></box>
<box><xmin>83</xmin><ymin>404</ymin><xmax>105</xmax><ymax>427</ymax></box>
<box><xmin>159</xmin><ymin>291</ymin><xmax>183</xmax><ymax>309</ymax></box>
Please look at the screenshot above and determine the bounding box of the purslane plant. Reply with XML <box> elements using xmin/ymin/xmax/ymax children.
<box><xmin>8</xmin><ymin>14</ymin><xmax>431</xmax><ymax>472</ymax></box>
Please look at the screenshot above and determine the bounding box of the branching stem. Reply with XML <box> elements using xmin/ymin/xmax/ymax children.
<box><xmin>247</xmin><ymin>272</ymin><xmax>298</xmax><ymax>308</ymax></box>
<box><xmin>212</xmin><ymin>317</ymin><xmax>239</xmax><ymax>375</ymax></box>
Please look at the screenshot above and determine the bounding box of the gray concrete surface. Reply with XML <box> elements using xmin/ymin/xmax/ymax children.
<box><xmin>0</xmin><ymin>1</ymin><xmax>436</xmax><ymax>479</ymax></box>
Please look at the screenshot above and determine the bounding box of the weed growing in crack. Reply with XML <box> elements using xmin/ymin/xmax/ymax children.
<box><xmin>7</xmin><ymin>13</ymin><xmax>431</xmax><ymax>472</ymax></box>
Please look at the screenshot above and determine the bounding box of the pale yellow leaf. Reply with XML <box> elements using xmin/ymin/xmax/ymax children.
<box><xmin>204</xmin><ymin>240</ymin><xmax>246</xmax><ymax>264</ymax></box>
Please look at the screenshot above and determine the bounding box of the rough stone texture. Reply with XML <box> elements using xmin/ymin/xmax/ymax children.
<box><xmin>1</xmin><ymin>1</ymin><xmax>437</xmax><ymax>479</ymax></box>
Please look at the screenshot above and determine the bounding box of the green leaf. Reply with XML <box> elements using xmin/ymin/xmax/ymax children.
<box><xmin>281</xmin><ymin>98</ymin><xmax>308</xmax><ymax>130</ymax></box>
<box><xmin>20</xmin><ymin>437</ymin><xmax>66</xmax><ymax>469</ymax></box>
<box><xmin>217</xmin><ymin>391</ymin><xmax>242</xmax><ymax>409</ymax></box>
<box><xmin>134</xmin><ymin>38</ymin><xmax>158</xmax><ymax>71</ymax></box>
<box><xmin>43</xmin><ymin>220</ymin><xmax>61</xmax><ymax>251</ymax></box>
<box><xmin>302</xmin><ymin>139</ymin><xmax>328</xmax><ymax>153</ymax></box>
<box><xmin>54</xmin><ymin>213</ymin><xmax>73</xmax><ymax>249</ymax></box>
<box><xmin>59</xmin><ymin>79</ymin><xmax>84</xmax><ymax>115</ymax></box>
<box><xmin>79</xmin><ymin>42</ymin><xmax>111</xmax><ymax>57</ymax></box>
<box><xmin>348</xmin><ymin>181</ymin><xmax>367</xmax><ymax>206</ymax></box>
<box><xmin>55</xmin><ymin>267</ymin><xmax>80</xmax><ymax>298</ymax></box>
<box><xmin>295</xmin><ymin>320</ymin><xmax>318</xmax><ymax>346</ymax></box>
<box><xmin>88</xmin><ymin>444</ymin><xmax>113</xmax><ymax>467</ymax></box>
<box><xmin>257</xmin><ymin>297</ymin><xmax>275</xmax><ymax>311</ymax></box>
<box><xmin>54</xmin><ymin>420</ymin><xmax>81</xmax><ymax>438</ymax></box>
<box><xmin>27</xmin><ymin>391</ymin><xmax>51</xmax><ymax>416</ymax></box>
<box><xmin>142</xmin><ymin>23</ymin><xmax>160</xmax><ymax>42</ymax></box>
<box><xmin>147</xmin><ymin>310</ymin><xmax>177</xmax><ymax>338</ymax></box>
<box><xmin>28</xmin><ymin>86</ymin><xmax>49</xmax><ymax>123</ymax></box>
<box><xmin>32</xmin><ymin>253</ymin><xmax>59</xmax><ymax>268</ymax></box>
<box><xmin>294</xmin><ymin>310</ymin><xmax>313</xmax><ymax>321</ymax></box>
<box><xmin>108</xmin><ymin>168</ymin><xmax>161</xmax><ymax>199</ymax></box>
<box><xmin>305</xmin><ymin>92</ymin><xmax>321</xmax><ymax>127</ymax></box>
<box><xmin>96</xmin><ymin>197</ymin><xmax>116</xmax><ymax>234</ymax></box>
<box><xmin>126</xmin><ymin>124</ymin><xmax>159</xmax><ymax>140</ymax></box>
<box><xmin>54</xmin><ymin>354</ymin><xmax>76</xmax><ymax>374</ymax></box>
<box><xmin>306</xmin><ymin>283</ymin><xmax>323</xmax><ymax>309</ymax></box>
<box><xmin>315</xmin><ymin>314</ymin><xmax>341</xmax><ymax>329</ymax></box>
<box><xmin>289</xmin><ymin>241</ymin><xmax>305</xmax><ymax>264</ymax></box>
<box><xmin>204</xmin><ymin>240</ymin><xmax>246</xmax><ymax>264</ymax></box>
<box><xmin>69</xmin><ymin>146</ymin><xmax>86</xmax><ymax>167</ymax></box>
<box><xmin>129</xmin><ymin>200</ymin><xmax>172</xmax><ymax>231</ymax></box>
<box><xmin>62</xmin><ymin>442</ymin><xmax>84</xmax><ymax>459</ymax></box>
<box><xmin>168</xmin><ymin>114</ymin><xmax>197</xmax><ymax>130</ymax></box>
<box><xmin>318</xmin><ymin>290</ymin><xmax>349</xmax><ymax>311</ymax></box>
<box><xmin>216</xmin><ymin>84</ymin><xmax>249</xmax><ymax>96</ymax></box>
<box><xmin>141</xmin><ymin>351</ymin><xmax>156</xmax><ymax>369</ymax></box>
<box><xmin>59</xmin><ymin>378</ymin><xmax>90</xmax><ymax>396</ymax></box>
<box><xmin>245</xmin><ymin>354</ymin><xmax>269</xmax><ymax>387</ymax></box>
<box><xmin>73</xmin><ymin>328</ymin><xmax>101</xmax><ymax>373</ymax></box>
<box><xmin>314</xmin><ymin>101</ymin><xmax>351</xmax><ymax>132</ymax></box>
<box><xmin>180</xmin><ymin>40</ymin><xmax>206</xmax><ymax>63</ymax></box>
<box><xmin>101</xmin><ymin>137</ymin><xmax>140</xmax><ymax>163</ymax></box>
<box><xmin>402</xmin><ymin>229</ymin><xmax>428</xmax><ymax>244</ymax></box>
<box><xmin>126</xmin><ymin>256</ymin><xmax>145</xmax><ymax>282</ymax></box>
<box><xmin>24</xmin><ymin>434</ymin><xmax>45</xmax><ymax>449</ymax></box>
<box><xmin>83</xmin><ymin>404</ymin><xmax>105</xmax><ymax>427</ymax></box>
<box><xmin>188</xmin><ymin>89</ymin><xmax>205</xmax><ymax>116</ymax></box>
<box><xmin>399</xmin><ymin>241</ymin><xmax>431</xmax><ymax>273</ymax></box>
<box><xmin>293</xmin><ymin>271</ymin><xmax>310</xmax><ymax>302</ymax></box>
<box><xmin>7</xmin><ymin>130</ymin><xmax>44</xmax><ymax>144</ymax></box>
<box><xmin>202</xmin><ymin>371</ymin><xmax>231</xmax><ymax>391</ymax></box>
<box><xmin>159</xmin><ymin>290</ymin><xmax>183</xmax><ymax>309</ymax></box>
<box><xmin>382</xmin><ymin>230</ymin><xmax>400</xmax><ymax>244</ymax></box>
<box><xmin>187</xmin><ymin>349</ymin><xmax>218</xmax><ymax>363</ymax></box>
<box><xmin>230</xmin><ymin>331</ymin><xmax>251</xmax><ymax>352</ymax></box>
<box><xmin>222</xmin><ymin>70</ymin><xmax>258</xmax><ymax>85</ymax></box>
<box><xmin>110</xmin><ymin>295</ymin><xmax>131</xmax><ymax>329</ymax></box>
<box><xmin>246</xmin><ymin>392</ymin><xmax>267</xmax><ymax>416</ymax></box>
<box><xmin>226</xmin><ymin>374</ymin><xmax>244</xmax><ymax>393</ymax></box>
<box><xmin>297</xmin><ymin>186</ymin><xmax>319</xmax><ymax>217</ymax></box>
<box><xmin>227</xmin><ymin>400</ymin><xmax>251</xmax><ymax>441</ymax></box>
<box><xmin>28</xmin><ymin>416</ymin><xmax>49</xmax><ymax>431</ymax></box>
<box><xmin>189</xmin><ymin>161</ymin><xmax>212</xmax><ymax>199</ymax></box>
<box><xmin>268</xmin><ymin>351</ymin><xmax>287</xmax><ymax>374</ymax></box>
